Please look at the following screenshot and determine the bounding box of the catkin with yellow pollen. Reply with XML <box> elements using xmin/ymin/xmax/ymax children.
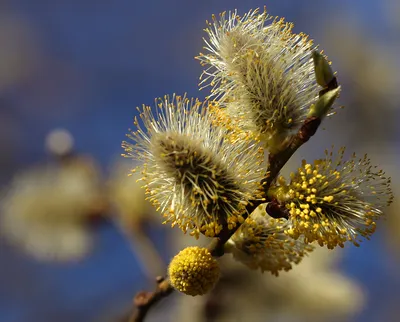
<box><xmin>168</xmin><ymin>246</ymin><xmax>220</xmax><ymax>296</ymax></box>
<box><xmin>228</xmin><ymin>204</ymin><xmax>314</xmax><ymax>276</ymax></box>
<box><xmin>273</xmin><ymin>147</ymin><xmax>393</xmax><ymax>249</ymax></box>
<box><xmin>122</xmin><ymin>94</ymin><xmax>264</xmax><ymax>238</ymax></box>
<box><xmin>197</xmin><ymin>8</ymin><xmax>328</xmax><ymax>152</ymax></box>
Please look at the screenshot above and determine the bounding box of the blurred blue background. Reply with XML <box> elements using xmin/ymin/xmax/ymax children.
<box><xmin>0</xmin><ymin>0</ymin><xmax>399</xmax><ymax>321</ymax></box>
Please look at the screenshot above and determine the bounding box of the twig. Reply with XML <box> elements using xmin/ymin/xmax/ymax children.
<box><xmin>126</xmin><ymin>238</ymin><xmax>231</xmax><ymax>322</ymax></box>
<box><xmin>127</xmin><ymin>75</ymin><xmax>339</xmax><ymax>322</ymax></box>
<box><xmin>125</xmin><ymin>112</ymin><xmax>325</xmax><ymax>321</ymax></box>
<box><xmin>210</xmin><ymin>115</ymin><xmax>322</xmax><ymax>257</ymax></box>
<box><xmin>125</xmin><ymin>112</ymin><xmax>321</xmax><ymax>322</ymax></box>
<box><xmin>129</xmin><ymin>276</ymin><xmax>174</xmax><ymax>322</ymax></box>
<box><xmin>242</xmin><ymin>75</ymin><xmax>339</xmax><ymax>221</ymax></box>
<box><xmin>125</xmin><ymin>114</ymin><xmax>322</xmax><ymax>320</ymax></box>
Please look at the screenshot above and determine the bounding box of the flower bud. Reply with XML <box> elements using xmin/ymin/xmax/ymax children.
<box><xmin>308</xmin><ymin>87</ymin><xmax>340</xmax><ymax>118</ymax></box>
<box><xmin>312</xmin><ymin>50</ymin><xmax>335</xmax><ymax>87</ymax></box>
<box><xmin>168</xmin><ymin>246</ymin><xmax>220</xmax><ymax>296</ymax></box>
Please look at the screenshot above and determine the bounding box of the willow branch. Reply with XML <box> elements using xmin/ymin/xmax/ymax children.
<box><xmin>127</xmin><ymin>75</ymin><xmax>339</xmax><ymax>321</ymax></box>
<box><xmin>210</xmin><ymin>115</ymin><xmax>322</xmax><ymax>257</ymax></box>
<box><xmin>127</xmin><ymin>112</ymin><xmax>324</xmax><ymax>321</ymax></box>
<box><xmin>125</xmin><ymin>114</ymin><xmax>323</xmax><ymax>320</ymax></box>
<box><xmin>129</xmin><ymin>276</ymin><xmax>174</xmax><ymax>322</ymax></box>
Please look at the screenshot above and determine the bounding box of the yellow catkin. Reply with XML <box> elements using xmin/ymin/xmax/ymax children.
<box><xmin>168</xmin><ymin>247</ymin><xmax>220</xmax><ymax>296</ymax></box>
<box><xmin>230</xmin><ymin>204</ymin><xmax>313</xmax><ymax>275</ymax></box>
<box><xmin>278</xmin><ymin>148</ymin><xmax>393</xmax><ymax>249</ymax></box>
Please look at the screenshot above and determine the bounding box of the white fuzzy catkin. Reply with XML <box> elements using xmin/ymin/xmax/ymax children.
<box><xmin>198</xmin><ymin>8</ymin><xmax>321</xmax><ymax>150</ymax></box>
<box><xmin>228</xmin><ymin>203</ymin><xmax>313</xmax><ymax>275</ymax></box>
<box><xmin>0</xmin><ymin>158</ymin><xmax>102</xmax><ymax>261</ymax></box>
<box><xmin>122</xmin><ymin>94</ymin><xmax>265</xmax><ymax>238</ymax></box>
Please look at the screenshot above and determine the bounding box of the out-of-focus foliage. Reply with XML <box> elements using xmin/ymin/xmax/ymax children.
<box><xmin>0</xmin><ymin>154</ymin><xmax>104</xmax><ymax>261</ymax></box>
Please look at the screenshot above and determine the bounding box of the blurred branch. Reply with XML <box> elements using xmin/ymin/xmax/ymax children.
<box><xmin>119</xmin><ymin>221</ymin><xmax>165</xmax><ymax>279</ymax></box>
<box><xmin>129</xmin><ymin>276</ymin><xmax>174</xmax><ymax>322</ymax></box>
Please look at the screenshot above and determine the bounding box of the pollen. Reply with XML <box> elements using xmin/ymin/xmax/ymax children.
<box><xmin>276</xmin><ymin>147</ymin><xmax>393</xmax><ymax>249</ymax></box>
<box><xmin>168</xmin><ymin>246</ymin><xmax>220</xmax><ymax>296</ymax></box>
<box><xmin>122</xmin><ymin>95</ymin><xmax>265</xmax><ymax>237</ymax></box>
<box><xmin>229</xmin><ymin>204</ymin><xmax>313</xmax><ymax>275</ymax></box>
<box><xmin>197</xmin><ymin>8</ymin><xmax>324</xmax><ymax>152</ymax></box>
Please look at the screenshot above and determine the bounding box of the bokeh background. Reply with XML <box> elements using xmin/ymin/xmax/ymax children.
<box><xmin>0</xmin><ymin>0</ymin><xmax>399</xmax><ymax>321</ymax></box>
